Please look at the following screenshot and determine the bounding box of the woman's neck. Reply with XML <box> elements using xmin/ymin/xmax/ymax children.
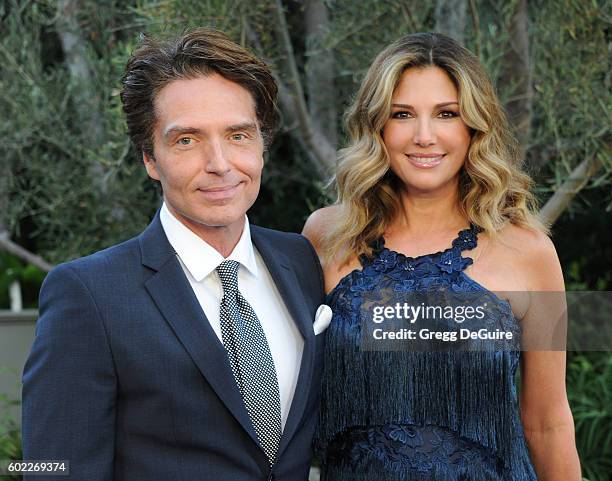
<box><xmin>391</xmin><ymin>181</ymin><xmax>467</xmax><ymax>236</ymax></box>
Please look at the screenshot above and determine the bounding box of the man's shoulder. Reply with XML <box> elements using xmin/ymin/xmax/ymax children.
<box><xmin>250</xmin><ymin>224</ymin><xmax>304</xmax><ymax>242</ymax></box>
<box><xmin>250</xmin><ymin>224</ymin><xmax>314</xmax><ymax>255</ymax></box>
<box><xmin>52</xmin><ymin>235</ymin><xmax>142</xmax><ymax>282</ymax></box>
<box><xmin>251</xmin><ymin>224</ymin><xmax>324</xmax><ymax>298</ymax></box>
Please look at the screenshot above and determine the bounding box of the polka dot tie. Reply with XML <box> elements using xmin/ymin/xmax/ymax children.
<box><xmin>216</xmin><ymin>260</ymin><xmax>282</xmax><ymax>465</ymax></box>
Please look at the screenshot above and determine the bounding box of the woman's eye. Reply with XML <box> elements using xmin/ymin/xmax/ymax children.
<box><xmin>438</xmin><ymin>110</ymin><xmax>459</xmax><ymax>119</ymax></box>
<box><xmin>391</xmin><ymin>111</ymin><xmax>412</xmax><ymax>119</ymax></box>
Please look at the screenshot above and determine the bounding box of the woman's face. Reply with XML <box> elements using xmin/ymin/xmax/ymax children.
<box><xmin>382</xmin><ymin>66</ymin><xmax>471</xmax><ymax>195</ymax></box>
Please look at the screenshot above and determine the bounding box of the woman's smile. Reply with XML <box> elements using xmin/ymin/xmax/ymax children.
<box><xmin>406</xmin><ymin>153</ymin><xmax>446</xmax><ymax>168</ymax></box>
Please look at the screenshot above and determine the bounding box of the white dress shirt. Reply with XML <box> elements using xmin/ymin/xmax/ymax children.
<box><xmin>160</xmin><ymin>203</ymin><xmax>303</xmax><ymax>429</ymax></box>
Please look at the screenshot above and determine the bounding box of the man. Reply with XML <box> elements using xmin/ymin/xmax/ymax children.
<box><xmin>22</xmin><ymin>28</ymin><xmax>326</xmax><ymax>481</ymax></box>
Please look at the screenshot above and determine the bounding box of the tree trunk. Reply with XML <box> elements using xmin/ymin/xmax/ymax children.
<box><xmin>538</xmin><ymin>156</ymin><xmax>604</xmax><ymax>227</ymax></box>
<box><xmin>435</xmin><ymin>0</ymin><xmax>467</xmax><ymax>44</ymax></box>
<box><xmin>270</xmin><ymin>0</ymin><xmax>336</xmax><ymax>178</ymax></box>
<box><xmin>244</xmin><ymin>23</ymin><xmax>334</xmax><ymax>179</ymax></box>
<box><xmin>305</xmin><ymin>0</ymin><xmax>337</xmax><ymax>148</ymax></box>
<box><xmin>0</xmin><ymin>161</ymin><xmax>8</xmax><ymax>235</ymax></box>
<box><xmin>0</xmin><ymin>233</ymin><xmax>54</xmax><ymax>272</ymax></box>
<box><xmin>57</xmin><ymin>0</ymin><xmax>104</xmax><ymax>142</ymax></box>
<box><xmin>56</xmin><ymin>0</ymin><xmax>105</xmax><ymax>179</ymax></box>
<box><xmin>499</xmin><ymin>0</ymin><xmax>532</xmax><ymax>161</ymax></box>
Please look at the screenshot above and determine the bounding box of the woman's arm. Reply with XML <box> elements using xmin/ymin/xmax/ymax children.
<box><xmin>519</xmin><ymin>231</ymin><xmax>581</xmax><ymax>481</ymax></box>
<box><xmin>521</xmin><ymin>350</ymin><xmax>581</xmax><ymax>480</ymax></box>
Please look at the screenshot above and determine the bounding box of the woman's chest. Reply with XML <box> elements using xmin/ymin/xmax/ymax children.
<box><xmin>464</xmin><ymin>245</ymin><xmax>531</xmax><ymax>320</ymax></box>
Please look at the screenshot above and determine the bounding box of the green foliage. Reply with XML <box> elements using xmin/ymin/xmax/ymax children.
<box><xmin>2</xmin><ymin>0</ymin><xmax>609</xmax><ymax>253</ymax></box>
<box><xmin>554</xmin><ymin>191</ymin><xmax>612</xmax><ymax>291</ymax></box>
<box><xmin>0</xmin><ymin>393</ymin><xmax>22</xmax><ymax>481</ymax></box>
<box><xmin>0</xmin><ymin>252</ymin><xmax>45</xmax><ymax>309</ymax></box>
<box><xmin>528</xmin><ymin>0</ymin><xmax>611</xmax><ymax>208</ymax></box>
<box><xmin>567</xmin><ymin>352</ymin><xmax>612</xmax><ymax>481</ymax></box>
<box><xmin>0</xmin><ymin>0</ymin><xmax>158</xmax><ymax>263</ymax></box>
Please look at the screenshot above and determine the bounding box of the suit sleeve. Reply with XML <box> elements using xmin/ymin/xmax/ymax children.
<box><xmin>299</xmin><ymin>234</ymin><xmax>326</xmax><ymax>302</ymax></box>
<box><xmin>22</xmin><ymin>263</ymin><xmax>117</xmax><ymax>481</ymax></box>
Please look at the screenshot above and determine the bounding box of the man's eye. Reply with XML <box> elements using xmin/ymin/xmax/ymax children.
<box><xmin>177</xmin><ymin>137</ymin><xmax>193</xmax><ymax>145</ymax></box>
<box><xmin>231</xmin><ymin>133</ymin><xmax>246</xmax><ymax>141</ymax></box>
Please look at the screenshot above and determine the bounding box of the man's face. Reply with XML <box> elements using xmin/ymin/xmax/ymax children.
<box><xmin>143</xmin><ymin>73</ymin><xmax>264</xmax><ymax>237</ymax></box>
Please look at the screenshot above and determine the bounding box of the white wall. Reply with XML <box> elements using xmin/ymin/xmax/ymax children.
<box><xmin>0</xmin><ymin>312</ymin><xmax>36</xmax><ymax>426</ymax></box>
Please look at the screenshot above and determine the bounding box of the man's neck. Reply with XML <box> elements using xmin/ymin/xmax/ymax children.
<box><xmin>190</xmin><ymin>223</ymin><xmax>244</xmax><ymax>258</ymax></box>
<box><xmin>165</xmin><ymin>204</ymin><xmax>245</xmax><ymax>258</ymax></box>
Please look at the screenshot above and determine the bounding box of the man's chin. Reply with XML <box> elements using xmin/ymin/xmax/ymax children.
<box><xmin>177</xmin><ymin>210</ymin><xmax>246</xmax><ymax>230</ymax></box>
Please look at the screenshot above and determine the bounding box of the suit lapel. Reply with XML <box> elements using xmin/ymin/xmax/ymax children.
<box><xmin>139</xmin><ymin>214</ymin><xmax>260</xmax><ymax>448</ymax></box>
<box><xmin>250</xmin><ymin>226</ymin><xmax>316</xmax><ymax>459</ymax></box>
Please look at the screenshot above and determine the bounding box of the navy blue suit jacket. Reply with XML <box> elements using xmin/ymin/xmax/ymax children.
<box><xmin>22</xmin><ymin>213</ymin><xmax>325</xmax><ymax>481</ymax></box>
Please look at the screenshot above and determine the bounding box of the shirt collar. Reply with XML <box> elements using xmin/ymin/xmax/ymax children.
<box><xmin>159</xmin><ymin>202</ymin><xmax>258</xmax><ymax>282</ymax></box>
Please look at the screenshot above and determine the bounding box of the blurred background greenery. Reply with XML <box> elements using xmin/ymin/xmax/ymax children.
<box><xmin>0</xmin><ymin>0</ymin><xmax>610</xmax><ymax>479</ymax></box>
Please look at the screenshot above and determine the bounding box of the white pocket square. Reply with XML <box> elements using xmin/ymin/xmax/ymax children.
<box><xmin>313</xmin><ymin>304</ymin><xmax>332</xmax><ymax>335</ymax></box>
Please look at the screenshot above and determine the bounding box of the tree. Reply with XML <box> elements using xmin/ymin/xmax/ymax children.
<box><xmin>435</xmin><ymin>0</ymin><xmax>467</xmax><ymax>44</ymax></box>
<box><xmin>0</xmin><ymin>0</ymin><xmax>157</xmax><ymax>267</ymax></box>
<box><xmin>0</xmin><ymin>2</ymin><xmax>610</xmax><ymax>476</ymax></box>
<box><xmin>0</xmin><ymin>0</ymin><xmax>609</xmax><ymax>265</ymax></box>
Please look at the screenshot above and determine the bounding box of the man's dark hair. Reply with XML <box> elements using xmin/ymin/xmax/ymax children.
<box><xmin>121</xmin><ymin>28</ymin><xmax>278</xmax><ymax>156</ymax></box>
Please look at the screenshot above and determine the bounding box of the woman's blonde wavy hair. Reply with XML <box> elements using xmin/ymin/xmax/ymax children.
<box><xmin>323</xmin><ymin>32</ymin><xmax>545</xmax><ymax>265</ymax></box>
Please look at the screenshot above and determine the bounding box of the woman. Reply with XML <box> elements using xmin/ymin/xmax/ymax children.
<box><xmin>303</xmin><ymin>33</ymin><xmax>580</xmax><ymax>480</ymax></box>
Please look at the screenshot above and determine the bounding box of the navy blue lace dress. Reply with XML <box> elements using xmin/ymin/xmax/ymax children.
<box><xmin>315</xmin><ymin>226</ymin><xmax>538</xmax><ymax>480</ymax></box>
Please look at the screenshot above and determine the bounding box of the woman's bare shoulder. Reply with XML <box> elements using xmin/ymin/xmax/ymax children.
<box><xmin>302</xmin><ymin>205</ymin><xmax>362</xmax><ymax>293</ymax></box>
<box><xmin>496</xmin><ymin>223</ymin><xmax>555</xmax><ymax>256</ymax></box>
<box><xmin>495</xmin><ymin>223</ymin><xmax>563</xmax><ymax>290</ymax></box>
<box><xmin>302</xmin><ymin>205</ymin><xmax>341</xmax><ymax>251</ymax></box>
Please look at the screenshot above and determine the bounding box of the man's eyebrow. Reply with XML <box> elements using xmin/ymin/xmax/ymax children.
<box><xmin>225</xmin><ymin>121</ymin><xmax>259</xmax><ymax>133</ymax></box>
<box><xmin>163</xmin><ymin>126</ymin><xmax>202</xmax><ymax>140</ymax></box>
<box><xmin>391</xmin><ymin>101</ymin><xmax>459</xmax><ymax>108</ymax></box>
<box><xmin>163</xmin><ymin>123</ymin><xmax>259</xmax><ymax>140</ymax></box>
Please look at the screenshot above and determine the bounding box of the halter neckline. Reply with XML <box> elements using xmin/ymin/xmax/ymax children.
<box><xmin>371</xmin><ymin>224</ymin><xmax>481</xmax><ymax>263</ymax></box>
